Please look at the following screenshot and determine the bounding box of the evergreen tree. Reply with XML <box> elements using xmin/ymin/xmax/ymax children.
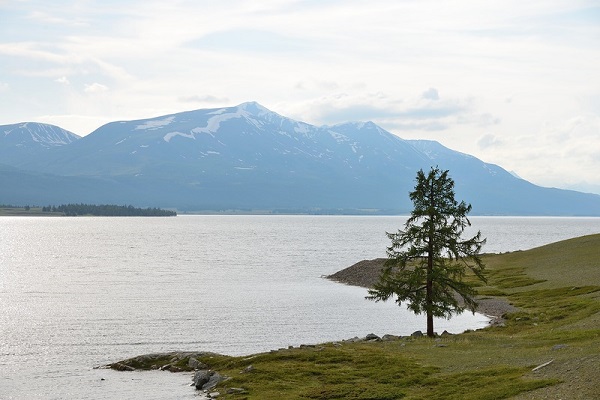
<box><xmin>367</xmin><ymin>167</ymin><xmax>486</xmax><ymax>337</ymax></box>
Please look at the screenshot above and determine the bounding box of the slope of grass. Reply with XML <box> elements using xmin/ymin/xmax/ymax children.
<box><xmin>113</xmin><ymin>234</ymin><xmax>600</xmax><ymax>399</ymax></box>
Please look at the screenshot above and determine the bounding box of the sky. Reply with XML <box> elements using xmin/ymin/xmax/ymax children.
<box><xmin>1</xmin><ymin>0</ymin><xmax>599</xmax><ymax>194</ymax></box>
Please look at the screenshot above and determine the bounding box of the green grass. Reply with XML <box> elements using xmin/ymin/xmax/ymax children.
<box><xmin>113</xmin><ymin>233</ymin><xmax>600</xmax><ymax>399</ymax></box>
<box><xmin>183</xmin><ymin>343</ymin><xmax>556</xmax><ymax>399</ymax></box>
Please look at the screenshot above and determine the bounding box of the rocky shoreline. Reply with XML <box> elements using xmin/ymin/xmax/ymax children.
<box><xmin>106</xmin><ymin>258</ymin><xmax>518</xmax><ymax>398</ymax></box>
<box><xmin>326</xmin><ymin>258</ymin><xmax>518</xmax><ymax>326</ymax></box>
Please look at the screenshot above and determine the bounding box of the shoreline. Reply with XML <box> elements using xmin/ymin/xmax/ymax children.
<box><xmin>326</xmin><ymin>258</ymin><xmax>517</xmax><ymax>326</ymax></box>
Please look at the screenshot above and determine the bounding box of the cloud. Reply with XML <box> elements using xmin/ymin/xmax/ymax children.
<box><xmin>295</xmin><ymin>91</ymin><xmax>469</xmax><ymax>130</ymax></box>
<box><xmin>477</xmin><ymin>133</ymin><xmax>503</xmax><ymax>149</ymax></box>
<box><xmin>0</xmin><ymin>42</ymin><xmax>68</xmax><ymax>64</ymax></box>
<box><xmin>476</xmin><ymin>114</ymin><xmax>600</xmax><ymax>193</ymax></box>
<box><xmin>0</xmin><ymin>82</ymin><xmax>8</xmax><ymax>92</ymax></box>
<box><xmin>186</xmin><ymin>29</ymin><xmax>314</xmax><ymax>54</ymax></box>
<box><xmin>422</xmin><ymin>88</ymin><xmax>440</xmax><ymax>100</ymax></box>
<box><xmin>26</xmin><ymin>11</ymin><xmax>88</xmax><ymax>27</ymax></box>
<box><xmin>55</xmin><ymin>76</ymin><xmax>70</xmax><ymax>85</ymax></box>
<box><xmin>84</xmin><ymin>83</ymin><xmax>108</xmax><ymax>93</ymax></box>
<box><xmin>178</xmin><ymin>94</ymin><xmax>229</xmax><ymax>104</ymax></box>
<box><xmin>1</xmin><ymin>0</ymin><xmax>598</xmax><ymax>193</ymax></box>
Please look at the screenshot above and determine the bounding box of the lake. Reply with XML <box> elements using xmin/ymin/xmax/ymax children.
<box><xmin>1</xmin><ymin>215</ymin><xmax>599</xmax><ymax>399</ymax></box>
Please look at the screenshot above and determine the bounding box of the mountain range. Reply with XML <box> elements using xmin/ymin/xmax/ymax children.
<box><xmin>1</xmin><ymin>102</ymin><xmax>599</xmax><ymax>215</ymax></box>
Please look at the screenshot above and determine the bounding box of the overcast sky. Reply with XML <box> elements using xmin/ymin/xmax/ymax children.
<box><xmin>1</xmin><ymin>1</ymin><xmax>599</xmax><ymax>194</ymax></box>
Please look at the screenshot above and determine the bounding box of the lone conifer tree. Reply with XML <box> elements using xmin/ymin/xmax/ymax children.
<box><xmin>367</xmin><ymin>167</ymin><xmax>486</xmax><ymax>337</ymax></box>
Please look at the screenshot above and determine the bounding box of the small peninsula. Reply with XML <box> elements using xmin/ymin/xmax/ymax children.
<box><xmin>107</xmin><ymin>234</ymin><xmax>600</xmax><ymax>399</ymax></box>
<box><xmin>0</xmin><ymin>203</ymin><xmax>177</xmax><ymax>217</ymax></box>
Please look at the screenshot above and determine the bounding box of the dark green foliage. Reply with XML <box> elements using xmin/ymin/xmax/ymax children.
<box><xmin>368</xmin><ymin>167</ymin><xmax>486</xmax><ymax>337</ymax></box>
<box><xmin>46</xmin><ymin>203</ymin><xmax>176</xmax><ymax>216</ymax></box>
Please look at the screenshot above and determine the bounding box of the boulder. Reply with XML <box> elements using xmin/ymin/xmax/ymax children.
<box><xmin>188</xmin><ymin>357</ymin><xmax>209</xmax><ymax>370</ymax></box>
<box><xmin>411</xmin><ymin>330</ymin><xmax>424</xmax><ymax>338</ymax></box>
<box><xmin>365</xmin><ymin>333</ymin><xmax>381</xmax><ymax>341</ymax></box>
<box><xmin>193</xmin><ymin>370</ymin><xmax>213</xmax><ymax>390</ymax></box>
<box><xmin>204</xmin><ymin>371</ymin><xmax>225</xmax><ymax>390</ymax></box>
<box><xmin>192</xmin><ymin>370</ymin><xmax>226</xmax><ymax>391</ymax></box>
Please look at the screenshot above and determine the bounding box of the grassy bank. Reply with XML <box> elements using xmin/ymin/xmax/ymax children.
<box><xmin>113</xmin><ymin>234</ymin><xmax>600</xmax><ymax>399</ymax></box>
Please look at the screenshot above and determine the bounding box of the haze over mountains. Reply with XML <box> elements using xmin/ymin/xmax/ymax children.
<box><xmin>1</xmin><ymin>102</ymin><xmax>599</xmax><ymax>215</ymax></box>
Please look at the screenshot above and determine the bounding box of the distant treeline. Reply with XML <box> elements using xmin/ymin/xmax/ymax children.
<box><xmin>41</xmin><ymin>203</ymin><xmax>177</xmax><ymax>216</ymax></box>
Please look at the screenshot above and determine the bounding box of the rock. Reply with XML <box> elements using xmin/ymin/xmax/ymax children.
<box><xmin>188</xmin><ymin>357</ymin><xmax>199</xmax><ymax>369</ymax></box>
<box><xmin>111</xmin><ymin>362</ymin><xmax>135</xmax><ymax>371</ymax></box>
<box><xmin>440</xmin><ymin>330</ymin><xmax>452</xmax><ymax>337</ymax></box>
<box><xmin>208</xmin><ymin>392</ymin><xmax>220</xmax><ymax>398</ymax></box>
<box><xmin>108</xmin><ymin>351</ymin><xmax>219</xmax><ymax>372</ymax></box>
<box><xmin>240</xmin><ymin>365</ymin><xmax>254</xmax><ymax>374</ymax></box>
<box><xmin>203</xmin><ymin>371</ymin><xmax>225</xmax><ymax>390</ymax></box>
<box><xmin>159</xmin><ymin>364</ymin><xmax>172</xmax><ymax>371</ymax></box>
<box><xmin>345</xmin><ymin>336</ymin><xmax>363</xmax><ymax>343</ymax></box>
<box><xmin>411</xmin><ymin>330</ymin><xmax>424</xmax><ymax>338</ymax></box>
<box><xmin>226</xmin><ymin>388</ymin><xmax>247</xmax><ymax>394</ymax></box>
<box><xmin>552</xmin><ymin>344</ymin><xmax>568</xmax><ymax>351</ymax></box>
<box><xmin>382</xmin><ymin>334</ymin><xmax>400</xmax><ymax>341</ymax></box>
<box><xmin>365</xmin><ymin>333</ymin><xmax>381</xmax><ymax>341</ymax></box>
<box><xmin>193</xmin><ymin>370</ymin><xmax>213</xmax><ymax>390</ymax></box>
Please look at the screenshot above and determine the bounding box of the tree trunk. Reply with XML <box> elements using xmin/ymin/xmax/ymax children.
<box><xmin>426</xmin><ymin>225</ymin><xmax>435</xmax><ymax>337</ymax></box>
<box><xmin>426</xmin><ymin>264</ymin><xmax>434</xmax><ymax>337</ymax></box>
<box><xmin>426</xmin><ymin>179</ymin><xmax>435</xmax><ymax>338</ymax></box>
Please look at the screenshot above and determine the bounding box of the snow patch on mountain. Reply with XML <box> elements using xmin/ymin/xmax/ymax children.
<box><xmin>135</xmin><ymin>116</ymin><xmax>175</xmax><ymax>131</ymax></box>
<box><xmin>208</xmin><ymin>108</ymin><xmax>228</xmax><ymax>115</ymax></box>
<box><xmin>2</xmin><ymin>122</ymin><xmax>79</xmax><ymax>147</ymax></box>
<box><xmin>163</xmin><ymin>110</ymin><xmax>244</xmax><ymax>142</ymax></box>
<box><xmin>163</xmin><ymin>131</ymin><xmax>195</xmax><ymax>142</ymax></box>
<box><xmin>329</xmin><ymin>131</ymin><xmax>350</xmax><ymax>143</ymax></box>
<box><xmin>294</xmin><ymin>124</ymin><xmax>311</xmax><ymax>134</ymax></box>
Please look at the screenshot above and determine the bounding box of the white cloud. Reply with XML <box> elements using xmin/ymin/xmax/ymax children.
<box><xmin>26</xmin><ymin>10</ymin><xmax>88</xmax><ymax>27</ymax></box>
<box><xmin>422</xmin><ymin>88</ymin><xmax>440</xmax><ymax>101</ymax></box>
<box><xmin>0</xmin><ymin>0</ymin><xmax>598</xmax><ymax>193</ymax></box>
<box><xmin>475</xmin><ymin>114</ymin><xmax>600</xmax><ymax>192</ymax></box>
<box><xmin>178</xmin><ymin>94</ymin><xmax>230</xmax><ymax>104</ymax></box>
<box><xmin>55</xmin><ymin>76</ymin><xmax>70</xmax><ymax>85</ymax></box>
<box><xmin>84</xmin><ymin>82</ymin><xmax>108</xmax><ymax>93</ymax></box>
<box><xmin>477</xmin><ymin>133</ymin><xmax>503</xmax><ymax>149</ymax></box>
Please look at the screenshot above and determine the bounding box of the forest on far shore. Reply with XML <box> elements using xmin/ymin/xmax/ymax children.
<box><xmin>0</xmin><ymin>204</ymin><xmax>177</xmax><ymax>217</ymax></box>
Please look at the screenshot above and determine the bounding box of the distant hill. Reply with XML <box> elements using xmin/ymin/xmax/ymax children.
<box><xmin>1</xmin><ymin>102</ymin><xmax>599</xmax><ymax>215</ymax></box>
<box><xmin>0</xmin><ymin>122</ymin><xmax>80</xmax><ymax>166</ymax></box>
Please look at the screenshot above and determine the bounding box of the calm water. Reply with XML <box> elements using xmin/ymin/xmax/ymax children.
<box><xmin>0</xmin><ymin>215</ymin><xmax>598</xmax><ymax>399</ymax></box>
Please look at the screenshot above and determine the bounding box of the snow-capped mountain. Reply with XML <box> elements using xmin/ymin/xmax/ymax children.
<box><xmin>1</xmin><ymin>102</ymin><xmax>599</xmax><ymax>215</ymax></box>
<box><xmin>0</xmin><ymin>122</ymin><xmax>80</xmax><ymax>166</ymax></box>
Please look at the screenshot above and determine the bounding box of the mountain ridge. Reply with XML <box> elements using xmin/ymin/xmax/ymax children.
<box><xmin>1</xmin><ymin>102</ymin><xmax>599</xmax><ymax>215</ymax></box>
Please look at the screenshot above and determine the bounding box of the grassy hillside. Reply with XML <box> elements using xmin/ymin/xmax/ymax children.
<box><xmin>113</xmin><ymin>234</ymin><xmax>600</xmax><ymax>399</ymax></box>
